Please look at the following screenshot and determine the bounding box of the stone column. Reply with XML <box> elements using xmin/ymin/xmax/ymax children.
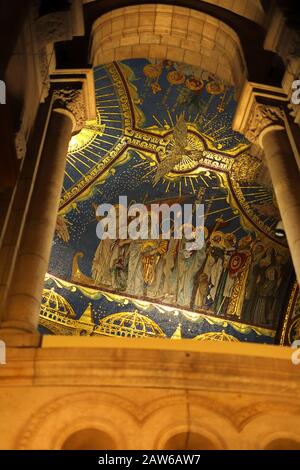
<box><xmin>0</xmin><ymin>99</ymin><xmax>53</xmax><ymax>324</ymax></box>
<box><xmin>245</xmin><ymin>102</ymin><xmax>300</xmax><ymax>283</ymax></box>
<box><xmin>0</xmin><ymin>88</ymin><xmax>85</xmax><ymax>336</ymax></box>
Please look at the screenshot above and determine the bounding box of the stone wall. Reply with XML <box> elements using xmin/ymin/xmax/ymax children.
<box><xmin>0</xmin><ymin>338</ymin><xmax>300</xmax><ymax>450</ymax></box>
<box><xmin>91</xmin><ymin>5</ymin><xmax>247</xmax><ymax>89</ymax></box>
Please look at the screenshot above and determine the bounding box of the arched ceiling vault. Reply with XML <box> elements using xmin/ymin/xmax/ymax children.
<box><xmin>55</xmin><ymin>1</ymin><xmax>284</xmax><ymax>87</ymax></box>
<box><xmin>90</xmin><ymin>5</ymin><xmax>247</xmax><ymax>90</ymax></box>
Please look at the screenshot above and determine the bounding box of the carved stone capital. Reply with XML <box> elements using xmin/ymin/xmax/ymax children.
<box><xmin>53</xmin><ymin>88</ymin><xmax>86</xmax><ymax>132</ymax></box>
<box><xmin>35</xmin><ymin>11</ymin><xmax>72</xmax><ymax>47</ymax></box>
<box><xmin>244</xmin><ymin>102</ymin><xmax>285</xmax><ymax>145</ymax></box>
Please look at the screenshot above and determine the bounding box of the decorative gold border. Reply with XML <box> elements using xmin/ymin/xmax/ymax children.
<box><xmin>45</xmin><ymin>273</ymin><xmax>276</xmax><ymax>339</ymax></box>
<box><xmin>280</xmin><ymin>281</ymin><xmax>299</xmax><ymax>345</ymax></box>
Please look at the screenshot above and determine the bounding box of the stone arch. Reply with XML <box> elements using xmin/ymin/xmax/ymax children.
<box><xmin>163</xmin><ymin>431</ymin><xmax>218</xmax><ymax>450</ymax></box>
<box><xmin>234</xmin><ymin>400</ymin><xmax>300</xmax><ymax>432</ymax></box>
<box><xmin>240</xmin><ymin>412</ymin><xmax>300</xmax><ymax>449</ymax></box>
<box><xmin>264</xmin><ymin>436</ymin><xmax>300</xmax><ymax>450</ymax></box>
<box><xmin>83</xmin><ymin>1</ymin><xmax>265</xmax><ymax>26</ymax></box>
<box><xmin>153</xmin><ymin>416</ymin><xmax>231</xmax><ymax>450</ymax></box>
<box><xmin>61</xmin><ymin>428</ymin><xmax>117</xmax><ymax>450</ymax></box>
<box><xmin>140</xmin><ymin>396</ymin><xmax>238</xmax><ymax>450</ymax></box>
<box><xmin>158</xmin><ymin>427</ymin><xmax>224</xmax><ymax>450</ymax></box>
<box><xmin>90</xmin><ymin>4</ymin><xmax>247</xmax><ymax>89</ymax></box>
<box><xmin>16</xmin><ymin>391</ymin><xmax>140</xmax><ymax>450</ymax></box>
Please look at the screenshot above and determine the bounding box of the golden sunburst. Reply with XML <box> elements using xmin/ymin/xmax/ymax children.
<box><xmin>68</xmin><ymin>113</ymin><xmax>106</xmax><ymax>154</ymax></box>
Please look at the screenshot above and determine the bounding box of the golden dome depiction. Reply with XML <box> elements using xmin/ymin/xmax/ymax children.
<box><xmin>194</xmin><ymin>330</ymin><xmax>239</xmax><ymax>342</ymax></box>
<box><xmin>96</xmin><ymin>311</ymin><xmax>166</xmax><ymax>338</ymax></box>
<box><xmin>40</xmin><ymin>289</ymin><xmax>76</xmax><ymax>319</ymax></box>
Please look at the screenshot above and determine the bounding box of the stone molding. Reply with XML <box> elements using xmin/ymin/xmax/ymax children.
<box><xmin>0</xmin><ymin>344</ymin><xmax>299</xmax><ymax>450</ymax></box>
<box><xmin>1</xmin><ymin>342</ymin><xmax>299</xmax><ymax>398</ymax></box>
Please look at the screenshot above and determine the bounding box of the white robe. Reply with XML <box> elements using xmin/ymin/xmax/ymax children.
<box><xmin>126</xmin><ymin>240</ymin><xmax>144</xmax><ymax>297</ymax></box>
<box><xmin>92</xmin><ymin>238</ymin><xmax>113</xmax><ymax>287</ymax></box>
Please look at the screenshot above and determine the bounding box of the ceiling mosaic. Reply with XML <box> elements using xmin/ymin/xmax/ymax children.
<box><xmin>39</xmin><ymin>59</ymin><xmax>296</xmax><ymax>344</ymax></box>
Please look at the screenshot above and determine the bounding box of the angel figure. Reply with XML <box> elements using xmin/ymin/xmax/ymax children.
<box><xmin>153</xmin><ymin>113</ymin><xmax>203</xmax><ymax>184</ymax></box>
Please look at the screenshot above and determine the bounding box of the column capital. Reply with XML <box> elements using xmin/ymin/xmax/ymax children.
<box><xmin>232</xmin><ymin>80</ymin><xmax>288</xmax><ymax>147</ymax></box>
<box><xmin>50</xmin><ymin>69</ymin><xmax>97</xmax><ymax>133</ymax></box>
<box><xmin>244</xmin><ymin>101</ymin><xmax>285</xmax><ymax>146</ymax></box>
<box><xmin>53</xmin><ymin>87</ymin><xmax>86</xmax><ymax>133</ymax></box>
